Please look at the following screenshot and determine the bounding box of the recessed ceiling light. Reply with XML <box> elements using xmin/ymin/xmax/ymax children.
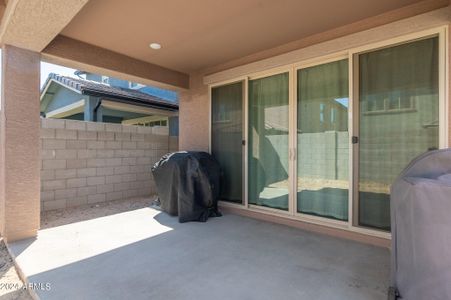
<box><xmin>149</xmin><ymin>43</ymin><xmax>161</xmax><ymax>50</ymax></box>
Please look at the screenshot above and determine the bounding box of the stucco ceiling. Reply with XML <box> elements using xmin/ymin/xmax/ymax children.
<box><xmin>61</xmin><ymin>0</ymin><xmax>426</xmax><ymax>73</ymax></box>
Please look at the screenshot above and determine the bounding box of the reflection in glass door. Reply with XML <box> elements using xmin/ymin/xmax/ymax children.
<box><xmin>211</xmin><ymin>82</ymin><xmax>244</xmax><ymax>203</ymax></box>
<box><xmin>248</xmin><ymin>73</ymin><xmax>289</xmax><ymax>210</ymax></box>
<box><xmin>358</xmin><ymin>37</ymin><xmax>439</xmax><ymax>231</ymax></box>
<box><xmin>297</xmin><ymin>59</ymin><xmax>349</xmax><ymax>220</ymax></box>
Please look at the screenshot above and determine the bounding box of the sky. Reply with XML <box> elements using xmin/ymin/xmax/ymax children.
<box><xmin>40</xmin><ymin>62</ymin><xmax>77</xmax><ymax>88</ymax></box>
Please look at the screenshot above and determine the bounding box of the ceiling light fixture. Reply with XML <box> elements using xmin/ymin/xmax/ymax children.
<box><xmin>149</xmin><ymin>43</ymin><xmax>161</xmax><ymax>50</ymax></box>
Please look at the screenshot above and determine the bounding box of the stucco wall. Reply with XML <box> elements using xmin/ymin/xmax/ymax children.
<box><xmin>0</xmin><ymin>109</ymin><xmax>4</xmax><ymax>234</ymax></box>
<box><xmin>0</xmin><ymin>46</ymin><xmax>41</xmax><ymax>241</ymax></box>
<box><xmin>40</xmin><ymin>118</ymin><xmax>178</xmax><ymax>211</ymax></box>
<box><xmin>179</xmin><ymin>75</ymin><xmax>210</xmax><ymax>151</ymax></box>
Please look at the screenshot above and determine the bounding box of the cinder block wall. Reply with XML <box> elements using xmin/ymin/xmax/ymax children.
<box><xmin>40</xmin><ymin>118</ymin><xmax>178</xmax><ymax>211</ymax></box>
<box><xmin>297</xmin><ymin>131</ymin><xmax>349</xmax><ymax>180</ymax></box>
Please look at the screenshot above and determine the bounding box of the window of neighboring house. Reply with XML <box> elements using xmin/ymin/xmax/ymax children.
<box><xmin>319</xmin><ymin>103</ymin><xmax>325</xmax><ymax>124</ymax></box>
<box><xmin>331</xmin><ymin>108</ymin><xmax>336</xmax><ymax>123</ymax></box>
<box><xmin>364</xmin><ymin>91</ymin><xmax>415</xmax><ymax>114</ymax></box>
<box><xmin>101</xmin><ymin>76</ymin><xmax>109</xmax><ymax>84</ymax></box>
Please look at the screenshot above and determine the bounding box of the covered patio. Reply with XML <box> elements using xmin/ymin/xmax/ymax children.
<box><xmin>9</xmin><ymin>198</ymin><xmax>388</xmax><ymax>300</ymax></box>
<box><xmin>1</xmin><ymin>0</ymin><xmax>451</xmax><ymax>299</ymax></box>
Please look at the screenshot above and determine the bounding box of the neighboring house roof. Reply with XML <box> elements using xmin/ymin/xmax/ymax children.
<box><xmin>41</xmin><ymin>73</ymin><xmax>178</xmax><ymax>111</ymax></box>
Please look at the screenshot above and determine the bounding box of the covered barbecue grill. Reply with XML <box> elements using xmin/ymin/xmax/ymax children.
<box><xmin>390</xmin><ymin>149</ymin><xmax>451</xmax><ymax>299</ymax></box>
<box><xmin>151</xmin><ymin>151</ymin><xmax>222</xmax><ymax>223</ymax></box>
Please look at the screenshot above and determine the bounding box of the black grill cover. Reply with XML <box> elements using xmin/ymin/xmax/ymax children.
<box><xmin>151</xmin><ymin>151</ymin><xmax>222</xmax><ymax>223</ymax></box>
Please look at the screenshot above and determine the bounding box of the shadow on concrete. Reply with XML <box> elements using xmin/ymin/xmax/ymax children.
<box><xmin>4</xmin><ymin>238</ymin><xmax>36</xmax><ymax>258</ymax></box>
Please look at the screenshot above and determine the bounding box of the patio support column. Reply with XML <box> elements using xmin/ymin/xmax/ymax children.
<box><xmin>0</xmin><ymin>45</ymin><xmax>41</xmax><ymax>242</ymax></box>
<box><xmin>178</xmin><ymin>74</ymin><xmax>208</xmax><ymax>151</ymax></box>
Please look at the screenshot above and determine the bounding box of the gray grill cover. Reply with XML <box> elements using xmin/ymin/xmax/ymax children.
<box><xmin>391</xmin><ymin>149</ymin><xmax>451</xmax><ymax>299</ymax></box>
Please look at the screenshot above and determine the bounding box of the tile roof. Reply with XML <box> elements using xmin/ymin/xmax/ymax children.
<box><xmin>42</xmin><ymin>73</ymin><xmax>178</xmax><ymax>111</ymax></box>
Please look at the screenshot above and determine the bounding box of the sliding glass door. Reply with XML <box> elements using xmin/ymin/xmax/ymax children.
<box><xmin>210</xmin><ymin>31</ymin><xmax>443</xmax><ymax>234</ymax></box>
<box><xmin>248</xmin><ymin>73</ymin><xmax>289</xmax><ymax>210</ymax></box>
<box><xmin>357</xmin><ymin>37</ymin><xmax>439</xmax><ymax>231</ymax></box>
<box><xmin>211</xmin><ymin>82</ymin><xmax>244</xmax><ymax>203</ymax></box>
<box><xmin>297</xmin><ymin>59</ymin><xmax>349</xmax><ymax>221</ymax></box>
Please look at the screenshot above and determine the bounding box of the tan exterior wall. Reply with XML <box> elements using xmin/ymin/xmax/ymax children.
<box><xmin>449</xmin><ymin>27</ymin><xmax>451</xmax><ymax>146</ymax></box>
<box><xmin>0</xmin><ymin>0</ymin><xmax>89</xmax><ymax>52</ymax></box>
<box><xmin>180</xmin><ymin>7</ymin><xmax>451</xmax><ymax>151</ymax></box>
<box><xmin>40</xmin><ymin>118</ymin><xmax>177</xmax><ymax>211</ymax></box>
<box><xmin>0</xmin><ymin>94</ymin><xmax>3</xmax><ymax>235</ymax></box>
<box><xmin>169</xmin><ymin>136</ymin><xmax>179</xmax><ymax>153</ymax></box>
<box><xmin>0</xmin><ymin>45</ymin><xmax>41</xmax><ymax>242</ymax></box>
<box><xmin>179</xmin><ymin>75</ymin><xmax>210</xmax><ymax>151</ymax></box>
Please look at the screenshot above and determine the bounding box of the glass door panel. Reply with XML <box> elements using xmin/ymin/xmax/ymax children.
<box><xmin>248</xmin><ymin>73</ymin><xmax>289</xmax><ymax>210</ymax></box>
<box><xmin>211</xmin><ymin>82</ymin><xmax>243</xmax><ymax>203</ymax></box>
<box><xmin>297</xmin><ymin>59</ymin><xmax>349</xmax><ymax>220</ymax></box>
<box><xmin>358</xmin><ymin>37</ymin><xmax>439</xmax><ymax>231</ymax></box>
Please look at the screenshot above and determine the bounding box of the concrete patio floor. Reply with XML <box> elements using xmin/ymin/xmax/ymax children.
<box><xmin>9</xmin><ymin>205</ymin><xmax>389</xmax><ymax>300</ymax></box>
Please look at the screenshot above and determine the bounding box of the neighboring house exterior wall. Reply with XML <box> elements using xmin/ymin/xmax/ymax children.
<box><xmin>86</xmin><ymin>73</ymin><xmax>102</xmax><ymax>82</ymax></box>
<box><xmin>359</xmin><ymin>94</ymin><xmax>439</xmax><ymax>183</ymax></box>
<box><xmin>140</xmin><ymin>86</ymin><xmax>178</xmax><ymax>103</ymax></box>
<box><xmin>45</xmin><ymin>86</ymin><xmax>83</xmax><ymax>113</ymax></box>
<box><xmin>41</xmin><ymin>74</ymin><xmax>179</xmax><ymax>131</ymax></box>
<box><xmin>40</xmin><ymin>118</ymin><xmax>178</xmax><ymax>211</ymax></box>
<box><xmin>43</xmin><ymin>91</ymin><xmax>148</xmax><ymax>123</ymax></box>
<box><xmin>107</xmin><ymin>77</ymin><xmax>129</xmax><ymax>88</ymax></box>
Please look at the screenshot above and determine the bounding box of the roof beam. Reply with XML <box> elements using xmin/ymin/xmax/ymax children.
<box><xmin>0</xmin><ymin>0</ymin><xmax>89</xmax><ymax>52</ymax></box>
<box><xmin>46</xmin><ymin>99</ymin><xmax>85</xmax><ymax>118</ymax></box>
<box><xmin>42</xmin><ymin>35</ymin><xmax>190</xmax><ymax>90</ymax></box>
<box><xmin>122</xmin><ymin>115</ymin><xmax>168</xmax><ymax>125</ymax></box>
<box><xmin>102</xmin><ymin>100</ymin><xmax>177</xmax><ymax>117</ymax></box>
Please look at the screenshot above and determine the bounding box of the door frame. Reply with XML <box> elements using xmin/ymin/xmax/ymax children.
<box><xmin>208</xmin><ymin>25</ymin><xmax>448</xmax><ymax>239</ymax></box>
<box><xmin>247</xmin><ymin>67</ymin><xmax>294</xmax><ymax>215</ymax></box>
<box><xmin>209</xmin><ymin>77</ymin><xmax>248</xmax><ymax>207</ymax></box>
<box><xmin>350</xmin><ymin>27</ymin><xmax>449</xmax><ymax>234</ymax></box>
<box><xmin>292</xmin><ymin>54</ymin><xmax>351</xmax><ymax>228</ymax></box>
